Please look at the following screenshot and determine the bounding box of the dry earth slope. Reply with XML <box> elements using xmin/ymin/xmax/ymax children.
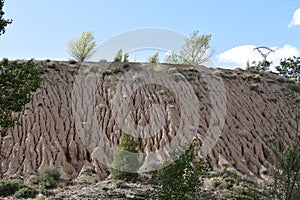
<box><xmin>0</xmin><ymin>60</ymin><xmax>298</xmax><ymax>181</ymax></box>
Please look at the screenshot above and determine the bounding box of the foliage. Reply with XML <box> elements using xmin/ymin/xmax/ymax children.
<box><xmin>14</xmin><ymin>186</ymin><xmax>38</xmax><ymax>199</ymax></box>
<box><xmin>267</xmin><ymin>88</ymin><xmax>300</xmax><ymax>200</ymax></box>
<box><xmin>164</xmin><ymin>50</ymin><xmax>182</xmax><ymax>64</ymax></box>
<box><xmin>114</xmin><ymin>48</ymin><xmax>123</xmax><ymax>62</ymax></box>
<box><xmin>148</xmin><ymin>52</ymin><xmax>159</xmax><ymax>63</ymax></box>
<box><xmin>113</xmin><ymin>49</ymin><xmax>129</xmax><ymax>62</ymax></box>
<box><xmin>276</xmin><ymin>56</ymin><xmax>300</xmax><ymax>80</ymax></box>
<box><xmin>152</xmin><ymin>142</ymin><xmax>212</xmax><ymax>200</ymax></box>
<box><xmin>154</xmin><ymin>64</ymin><xmax>162</xmax><ymax>72</ymax></box>
<box><xmin>246</xmin><ymin>60</ymin><xmax>271</xmax><ymax>73</ymax></box>
<box><xmin>0</xmin><ymin>180</ymin><xmax>24</xmax><ymax>197</ymax></box>
<box><xmin>103</xmin><ymin>66</ymin><xmax>123</xmax><ymax>75</ymax></box>
<box><xmin>109</xmin><ymin>131</ymin><xmax>140</xmax><ymax>181</ymax></box>
<box><xmin>0</xmin><ymin>0</ymin><xmax>12</xmax><ymax>36</ymax></box>
<box><xmin>0</xmin><ymin>59</ymin><xmax>41</xmax><ymax>136</ymax></box>
<box><xmin>164</xmin><ymin>31</ymin><xmax>214</xmax><ymax>65</ymax></box>
<box><xmin>38</xmin><ymin>166</ymin><xmax>61</xmax><ymax>189</ymax></box>
<box><xmin>123</xmin><ymin>52</ymin><xmax>129</xmax><ymax>62</ymax></box>
<box><xmin>209</xmin><ymin>166</ymin><xmax>265</xmax><ymax>200</ymax></box>
<box><xmin>0</xmin><ymin>179</ymin><xmax>38</xmax><ymax>198</ymax></box>
<box><xmin>67</xmin><ymin>31</ymin><xmax>97</xmax><ymax>62</ymax></box>
<box><xmin>180</xmin><ymin>31</ymin><xmax>214</xmax><ymax>65</ymax></box>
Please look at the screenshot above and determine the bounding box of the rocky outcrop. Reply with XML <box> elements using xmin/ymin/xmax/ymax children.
<box><xmin>0</xmin><ymin>60</ymin><xmax>298</xmax><ymax>180</ymax></box>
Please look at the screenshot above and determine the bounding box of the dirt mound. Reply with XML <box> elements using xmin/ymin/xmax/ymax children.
<box><xmin>0</xmin><ymin>60</ymin><xmax>298</xmax><ymax>180</ymax></box>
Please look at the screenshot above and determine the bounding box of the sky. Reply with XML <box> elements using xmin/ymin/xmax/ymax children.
<box><xmin>1</xmin><ymin>0</ymin><xmax>300</xmax><ymax>69</ymax></box>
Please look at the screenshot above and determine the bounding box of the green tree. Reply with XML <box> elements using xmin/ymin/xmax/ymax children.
<box><xmin>109</xmin><ymin>130</ymin><xmax>140</xmax><ymax>181</ymax></box>
<box><xmin>0</xmin><ymin>0</ymin><xmax>12</xmax><ymax>36</ymax></box>
<box><xmin>268</xmin><ymin>88</ymin><xmax>300</xmax><ymax>200</ymax></box>
<box><xmin>0</xmin><ymin>59</ymin><xmax>41</xmax><ymax>137</ymax></box>
<box><xmin>148</xmin><ymin>52</ymin><xmax>159</xmax><ymax>63</ymax></box>
<box><xmin>152</xmin><ymin>142</ymin><xmax>212</xmax><ymax>200</ymax></box>
<box><xmin>67</xmin><ymin>31</ymin><xmax>97</xmax><ymax>62</ymax></box>
<box><xmin>276</xmin><ymin>56</ymin><xmax>300</xmax><ymax>80</ymax></box>
<box><xmin>180</xmin><ymin>31</ymin><xmax>214</xmax><ymax>65</ymax></box>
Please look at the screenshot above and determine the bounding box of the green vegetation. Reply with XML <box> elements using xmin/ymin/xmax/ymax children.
<box><xmin>0</xmin><ymin>180</ymin><xmax>25</xmax><ymax>197</ymax></box>
<box><xmin>0</xmin><ymin>59</ymin><xmax>41</xmax><ymax>136</ymax></box>
<box><xmin>103</xmin><ymin>66</ymin><xmax>123</xmax><ymax>75</ymax></box>
<box><xmin>164</xmin><ymin>31</ymin><xmax>213</xmax><ymax>65</ymax></box>
<box><xmin>114</xmin><ymin>48</ymin><xmax>123</xmax><ymax>62</ymax></box>
<box><xmin>209</xmin><ymin>166</ymin><xmax>265</xmax><ymax>200</ymax></box>
<box><xmin>151</xmin><ymin>142</ymin><xmax>212</xmax><ymax>200</ymax></box>
<box><xmin>148</xmin><ymin>52</ymin><xmax>159</xmax><ymax>63</ymax></box>
<box><xmin>0</xmin><ymin>167</ymin><xmax>60</xmax><ymax>199</ymax></box>
<box><xmin>267</xmin><ymin>88</ymin><xmax>300</xmax><ymax>200</ymax></box>
<box><xmin>123</xmin><ymin>52</ymin><xmax>129</xmax><ymax>62</ymax></box>
<box><xmin>246</xmin><ymin>60</ymin><xmax>272</xmax><ymax>73</ymax></box>
<box><xmin>154</xmin><ymin>64</ymin><xmax>162</xmax><ymax>72</ymax></box>
<box><xmin>242</xmin><ymin>72</ymin><xmax>260</xmax><ymax>81</ymax></box>
<box><xmin>180</xmin><ymin>31</ymin><xmax>214</xmax><ymax>65</ymax></box>
<box><xmin>114</xmin><ymin>49</ymin><xmax>130</xmax><ymax>62</ymax></box>
<box><xmin>246</xmin><ymin>60</ymin><xmax>271</xmax><ymax>73</ymax></box>
<box><xmin>109</xmin><ymin>131</ymin><xmax>140</xmax><ymax>181</ymax></box>
<box><xmin>164</xmin><ymin>50</ymin><xmax>181</xmax><ymax>64</ymax></box>
<box><xmin>0</xmin><ymin>179</ymin><xmax>39</xmax><ymax>198</ymax></box>
<box><xmin>276</xmin><ymin>56</ymin><xmax>300</xmax><ymax>80</ymax></box>
<box><xmin>38</xmin><ymin>166</ymin><xmax>61</xmax><ymax>189</ymax></box>
<box><xmin>14</xmin><ymin>186</ymin><xmax>38</xmax><ymax>199</ymax></box>
<box><xmin>67</xmin><ymin>31</ymin><xmax>97</xmax><ymax>62</ymax></box>
<box><xmin>0</xmin><ymin>0</ymin><xmax>12</xmax><ymax>36</ymax></box>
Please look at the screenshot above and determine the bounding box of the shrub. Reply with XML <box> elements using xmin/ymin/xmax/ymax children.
<box><xmin>114</xmin><ymin>49</ymin><xmax>123</xmax><ymax>62</ymax></box>
<box><xmin>242</xmin><ymin>73</ymin><xmax>260</xmax><ymax>81</ymax></box>
<box><xmin>148</xmin><ymin>52</ymin><xmax>159</xmax><ymax>63</ymax></box>
<box><xmin>154</xmin><ymin>64</ymin><xmax>162</xmax><ymax>72</ymax></box>
<box><xmin>28</xmin><ymin>174</ymin><xmax>40</xmax><ymax>185</ymax></box>
<box><xmin>210</xmin><ymin>177</ymin><xmax>222</xmax><ymax>188</ymax></box>
<box><xmin>152</xmin><ymin>142</ymin><xmax>212</xmax><ymax>199</ymax></box>
<box><xmin>103</xmin><ymin>66</ymin><xmax>123</xmax><ymax>75</ymax></box>
<box><xmin>209</xmin><ymin>166</ymin><xmax>266</xmax><ymax>199</ymax></box>
<box><xmin>14</xmin><ymin>186</ymin><xmax>38</xmax><ymax>199</ymax></box>
<box><xmin>246</xmin><ymin>60</ymin><xmax>270</xmax><ymax>72</ymax></box>
<box><xmin>232</xmin><ymin>184</ymin><xmax>247</xmax><ymax>195</ymax></box>
<box><xmin>0</xmin><ymin>180</ymin><xmax>24</xmax><ymax>197</ymax></box>
<box><xmin>109</xmin><ymin>130</ymin><xmax>140</xmax><ymax>181</ymax></box>
<box><xmin>219</xmin><ymin>179</ymin><xmax>234</xmax><ymax>190</ymax></box>
<box><xmin>39</xmin><ymin>166</ymin><xmax>61</xmax><ymax>189</ymax></box>
<box><xmin>123</xmin><ymin>52</ymin><xmax>129</xmax><ymax>62</ymax></box>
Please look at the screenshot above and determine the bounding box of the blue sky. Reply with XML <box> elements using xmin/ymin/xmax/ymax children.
<box><xmin>1</xmin><ymin>0</ymin><xmax>300</xmax><ymax>68</ymax></box>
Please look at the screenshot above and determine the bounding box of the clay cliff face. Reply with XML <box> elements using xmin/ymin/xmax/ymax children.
<box><xmin>0</xmin><ymin>60</ymin><xmax>298</xmax><ymax>180</ymax></box>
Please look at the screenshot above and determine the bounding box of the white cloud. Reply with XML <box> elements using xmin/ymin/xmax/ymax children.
<box><xmin>269</xmin><ymin>45</ymin><xmax>300</xmax><ymax>66</ymax></box>
<box><xmin>217</xmin><ymin>44</ymin><xmax>300</xmax><ymax>70</ymax></box>
<box><xmin>217</xmin><ymin>45</ymin><xmax>259</xmax><ymax>67</ymax></box>
<box><xmin>289</xmin><ymin>8</ymin><xmax>300</xmax><ymax>28</ymax></box>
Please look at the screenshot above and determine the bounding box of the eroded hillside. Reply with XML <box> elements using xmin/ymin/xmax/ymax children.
<box><xmin>0</xmin><ymin>60</ymin><xmax>298</xmax><ymax>181</ymax></box>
